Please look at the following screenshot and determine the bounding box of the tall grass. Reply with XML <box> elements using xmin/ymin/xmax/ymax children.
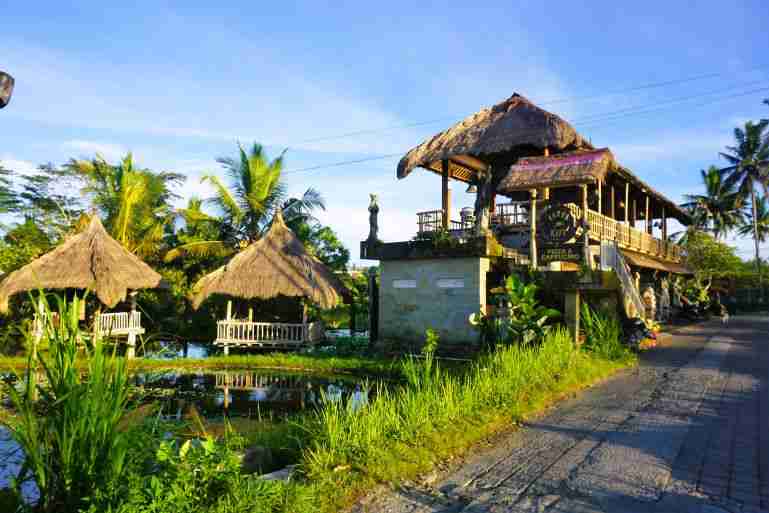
<box><xmin>580</xmin><ymin>304</ymin><xmax>632</xmax><ymax>361</ymax></box>
<box><xmin>1</xmin><ymin>295</ymin><xmax>134</xmax><ymax>512</ymax></box>
<box><xmin>298</xmin><ymin>327</ymin><xmax>623</xmax><ymax>511</ymax></box>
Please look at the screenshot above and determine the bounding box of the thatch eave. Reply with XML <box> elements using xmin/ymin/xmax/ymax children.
<box><xmin>191</xmin><ymin>212</ymin><xmax>349</xmax><ymax>311</ymax></box>
<box><xmin>0</xmin><ymin>216</ymin><xmax>163</xmax><ymax>313</ymax></box>
<box><xmin>397</xmin><ymin>93</ymin><xmax>593</xmax><ymax>181</ymax></box>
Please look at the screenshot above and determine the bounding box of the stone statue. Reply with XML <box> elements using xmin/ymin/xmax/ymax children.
<box><xmin>642</xmin><ymin>285</ymin><xmax>657</xmax><ymax>322</ymax></box>
<box><xmin>659</xmin><ymin>277</ymin><xmax>671</xmax><ymax>321</ymax></box>
<box><xmin>367</xmin><ymin>193</ymin><xmax>379</xmax><ymax>242</ymax></box>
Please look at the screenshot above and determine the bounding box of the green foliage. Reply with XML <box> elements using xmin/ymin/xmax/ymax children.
<box><xmin>300</xmin><ymin>327</ymin><xmax>625</xmax><ymax>512</ymax></box>
<box><xmin>165</xmin><ymin>142</ymin><xmax>324</xmax><ymax>262</ymax></box>
<box><xmin>469</xmin><ymin>274</ymin><xmax>560</xmax><ymax>347</ymax></box>
<box><xmin>682</xmin><ymin>231</ymin><xmax>744</xmax><ymax>279</ymax></box>
<box><xmin>680</xmin><ymin>166</ymin><xmax>744</xmax><ymax>240</ymax></box>
<box><xmin>580</xmin><ymin>305</ymin><xmax>631</xmax><ymax>361</ymax></box>
<box><xmin>1</xmin><ymin>295</ymin><xmax>133</xmax><ymax>512</ymax></box>
<box><xmin>738</xmin><ymin>194</ymin><xmax>769</xmax><ymax>243</ymax></box>
<box><xmin>66</xmin><ymin>153</ymin><xmax>183</xmax><ymax>260</ymax></box>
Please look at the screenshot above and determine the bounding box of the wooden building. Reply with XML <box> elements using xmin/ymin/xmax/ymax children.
<box><xmin>361</xmin><ymin>94</ymin><xmax>692</xmax><ymax>344</ymax></box>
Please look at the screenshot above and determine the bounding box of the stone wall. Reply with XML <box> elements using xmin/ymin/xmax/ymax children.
<box><xmin>378</xmin><ymin>257</ymin><xmax>489</xmax><ymax>345</ymax></box>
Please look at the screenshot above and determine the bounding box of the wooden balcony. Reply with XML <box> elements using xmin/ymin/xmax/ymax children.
<box><xmin>95</xmin><ymin>311</ymin><xmax>144</xmax><ymax>337</ymax></box>
<box><xmin>414</xmin><ymin>202</ymin><xmax>683</xmax><ymax>263</ymax></box>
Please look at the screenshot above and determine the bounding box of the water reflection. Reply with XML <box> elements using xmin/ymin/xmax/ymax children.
<box><xmin>134</xmin><ymin>370</ymin><xmax>375</xmax><ymax>418</ymax></box>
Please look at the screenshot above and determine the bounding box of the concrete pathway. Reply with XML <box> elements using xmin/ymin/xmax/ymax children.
<box><xmin>354</xmin><ymin>315</ymin><xmax>769</xmax><ymax>513</ymax></box>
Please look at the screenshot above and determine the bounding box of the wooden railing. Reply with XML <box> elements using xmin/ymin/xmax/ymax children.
<box><xmin>414</xmin><ymin>202</ymin><xmax>683</xmax><ymax>263</ymax></box>
<box><xmin>601</xmin><ymin>241</ymin><xmax>647</xmax><ymax>319</ymax></box>
<box><xmin>215</xmin><ymin>372</ymin><xmax>307</xmax><ymax>391</ymax></box>
<box><xmin>215</xmin><ymin>320</ymin><xmax>324</xmax><ymax>347</ymax></box>
<box><xmin>584</xmin><ymin>209</ymin><xmax>683</xmax><ymax>262</ymax></box>
<box><xmin>96</xmin><ymin>311</ymin><xmax>143</xmax><ymax>336</ymax></box>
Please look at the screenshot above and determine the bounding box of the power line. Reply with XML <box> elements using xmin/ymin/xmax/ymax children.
<box><xmin>287</xmin><ymin>67</ymin><xmax>766</xmax><ymax>148</ymax></box>
<box><xmin>284</xmin><ymin>82</ymin><xmax>769</xmax><ymax>175</ymax></box>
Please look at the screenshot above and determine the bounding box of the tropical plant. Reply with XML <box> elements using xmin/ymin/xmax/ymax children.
<box><xmin>580</xmin><ymin>305</ymin><xmax>629</xmax><ymax>361</ymax></box>
<box><xmin>680</xmin><ymin>166</ymin><xmax>744</xmax><ymax>240</ymax></box>
<box><xmin>738</xmin><ymin>194</ymin><xmax>769</xmax><ymax>244</ymax></box>
<box><xmin>1</xmin><ymin>295</ymin><xmax>134</xmax><ymax>512</ymax></box>
<box><xmin>0</xmin><ymin>164</ymin><xmax>19</xmax><ymax>217</ymax></box>
<box><xmin>470</xmin><ymin>274</ymin><xmax>560</xmax><ymax>347</ymax></box>
<box><xmin>66</xmin><ymin>153</ymin><xmax>184</xmax><ymax>259</ymax></box>
<box><xmin>164</xmin><ymin>143</ymin><xmax>324</xmax><ymax>261</ymax></box>
<box><xmin>720</xmin><ymin>120</ymin><xmax>769</xmax><ymax>282</ymax></box>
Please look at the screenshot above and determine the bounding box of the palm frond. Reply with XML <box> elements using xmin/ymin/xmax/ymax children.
<box><xmin>163</xmin><ymin>240</ymin><xmax>235</xmax><ymax>262</ymax></box>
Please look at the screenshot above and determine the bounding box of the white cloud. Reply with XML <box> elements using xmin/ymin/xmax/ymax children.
<box><xmin>0</xmin><ymin>156</ymin><xmax>38</xmax><ymax>176</ymax></box>
<box><xmin>61</xmin><ymin>140</ymin><xmax>128</xmax><ymax>161</ymax></box>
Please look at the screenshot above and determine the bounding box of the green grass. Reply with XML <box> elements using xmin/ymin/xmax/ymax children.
<box><xmin>0</xmin><ymin>352</ymin><xmax>401</xmax><ymax>377</ymax></box>
<box><xmin>287</xmin><ymin>327</ymin><xmax>633</xmax><ymax>512</ymax></box>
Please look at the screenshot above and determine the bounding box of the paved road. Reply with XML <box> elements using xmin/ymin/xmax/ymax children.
<box><xmin>354</xmin><ymin>315</ymin><xmax>769</xmax><ymax>513</ymax></box>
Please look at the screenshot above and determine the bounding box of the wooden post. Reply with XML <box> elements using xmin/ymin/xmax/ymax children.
<box><xmin>611</xmin><ymin>184</ymin><xmax>616</xmax><ymax>219</ymax></box>
<box><xmin>581</xmin><ymin>184</ymin><xmax>591</xmax><ymax>268</ymax></box>
<box><xmin>529</xmin><ymin>189</ymin><xmax>538</xmax><ymax>268</ymax></box>
<box><xmin>126</xmin><ymin>332</ymin><xmax>136</xmax><ymax>359</ymax></box>
<box><xmin>597</xmin><ymin>180</ymin><xmax>602</xmax><ymax>215</ymax></box>
<box><xmin>662</xmin><ymin>207</ymin><xmax>668</xmax><ymax>241</ymax></box>
<box><xmin>624</xmin><ymin>183</ymin><xmax>630</xmax><ymax>224</ymax></box>
<box><xmin>645</xmin><ymin>195</ymin><xmax>651</xmax><ymax>234</ymax></box>
<box><xmin>302</xmin><ymin>301</ymin><xmax>308</xmax><ymax>342</ymax></box>
<box><xmin>565</xmin><ymin>290</ymin><xmax>581</xmax><ymax>345</ymax></box>
<box><xmin>441</xmin><ymin>159</ymin><xmax>450</xmax><ymax>230</ymax></box>
<box><xmin>248</xmin><ymin>308</ymin><xmax>253</xmax><ymax>322</ymax></box>
<box><xmin>224</xmin><ymin>300</ymin><xmax>232</xmax><ymax>355</ymax></box>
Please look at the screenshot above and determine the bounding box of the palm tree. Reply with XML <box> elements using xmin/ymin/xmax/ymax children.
<box><xmin>680</xmin><ymin>166</ymin><xmax>744</xmax><ymax>240</ymax></box>
<box><xmin>720</xmin><ymin>120</ymin><xmax>769</xmax><ymax>293</ymax></box>
<box><xmin>738</xmin><ymin>194</ymin><xmax>769</xmax><ymax>243</ymax></box>
<box><xmin>165</xmin><ymin>143</ymin><xmax>324</xmax><ymax>261</ymax></box>
<box><xmin>66</xmin><ymin>153</ymin><xmax>184</xmax><ymax>258</ymax></box>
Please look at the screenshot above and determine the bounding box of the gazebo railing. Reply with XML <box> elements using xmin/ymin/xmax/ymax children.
<box><xmin>96</xmin><ymin>311</ymin><xmax>143</xmax><ymax>336</ymax></box>
<box><xmin>215</xmin><ymin>320</ymin><xmax>324</xmax><ymax>350</ymax></box>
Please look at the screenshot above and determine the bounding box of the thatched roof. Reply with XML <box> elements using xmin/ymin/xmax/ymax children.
<box><xmin>192</xmin><ymin>211</ymin><xmax>348</xmax><ymax>310</ymax></box>
<box><xmin>0</xmin><ymin>216</ymin><xmax>163</xmax><ymax>313</ymax></box>
<box><xmin>497</xmin><ymin>148</ymin><xmax>691</xmax><ymax>223</ymax></box>
<box><xmin>397</xmin><ymin>93</ymin><xmax>592</xmax><ymax>181</ymax></box>
<box><xmin>498</xmin><ymin>148</ymin><xmax>616</xmax><ymax>191</ymax></box>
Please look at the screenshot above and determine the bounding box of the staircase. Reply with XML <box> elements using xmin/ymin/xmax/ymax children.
<box><xmin>601</xmin><ymin>241</ymin><xmax>646</xmax><ymax>320</ymax></box>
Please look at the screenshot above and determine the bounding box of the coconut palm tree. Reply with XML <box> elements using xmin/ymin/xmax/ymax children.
<box><xmin>680</xmin><ymin>166</ymin><xmax>744</xmax><ymax>240</ymax></box>
<box><xmin>66</xmin><ymin>153</ymin><xmax>184</xmax><ymax>258</ymax></box>
<box><xmin>164</xmin><ymin>143</ymin><xmax>324</xmax><ymax>261</ymax></box>
<box><xmin>720</xmin><ymin>120</ymin><xmax>769</xmax><ymax>274</ymax></box>
<box><xmin>738</xmin><ymin>194</ymin><xmax>769</xmax><ymax>243</ymax></box>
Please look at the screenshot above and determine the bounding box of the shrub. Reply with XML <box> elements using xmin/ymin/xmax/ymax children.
<box><xmin>1</xmin><ymin>295</ymin><xmax>134</xmax><ymax>512</ymax></box>
<box><xmin>580</xmin><ymin>304</ymin><xmax>631</xmax><ymax>361</ymax></box>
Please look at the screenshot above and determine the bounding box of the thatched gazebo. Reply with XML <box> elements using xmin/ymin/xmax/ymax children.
<box><xmin>192</xmin><ymin>211</ymin><xmax>348</xmax><ymax>353</ymax></box>
<box><xmin>0</xmin><ymin>216</ymin><xmax>163</xmax><ymax>355</ymax></box>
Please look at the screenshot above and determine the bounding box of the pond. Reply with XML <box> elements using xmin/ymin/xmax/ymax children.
<box><xmin>0</xmin><ymin>369</ymin><xmax>385</xmax><ymax>493</ymax></box>
<box><xmin>133</xmin><ymin>369</ymin><xmax>376</xmax><ymax>419</ymax></box>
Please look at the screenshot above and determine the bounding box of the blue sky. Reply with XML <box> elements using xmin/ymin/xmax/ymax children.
<box><xmin>2</xmin><ymin>1</ymin><xmax>769</xmax><ymax>263</ymax></box>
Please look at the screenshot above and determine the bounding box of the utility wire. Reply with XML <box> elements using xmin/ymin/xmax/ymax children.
<box><xmin>288</xmin><ymin>67</ymin><xmax>766</xmax><ymax>147</ymax></box>
<box><xmin>284</xmin><ymin>82</ymin><xmax>769</xmax><ymax>175</ymax></box>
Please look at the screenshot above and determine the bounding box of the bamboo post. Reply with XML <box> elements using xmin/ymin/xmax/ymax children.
<box><xmin>662</xmin><ymin>207</ymin><xmax>668</xmax><ymax>241</ymax></box>
<box><xmin>248</xmin><ymin>307</ymin><xmax>253</xmax><ymax>322</ymax></box>
<box><xmin>529</xmin><ymin>189</ymin><xmax>538</xmax><ymax>268</ymax></box>
<box><xmin>441</xmin><ymin>159</ymin><xmax>451</xmax><ymax>230</ymax></box>
<box><xmin>302</xmin><ymin>301</ymin><xmax>308</xmax><ymax>342</ymax></box>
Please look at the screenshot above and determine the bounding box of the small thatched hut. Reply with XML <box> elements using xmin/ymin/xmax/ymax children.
<box><xmin>0</xmin><ymin>216</ymin><xmax>163</xmax><ymax>353</ymax></box>
<box><xmin>192</xmin><ymin>211</ymin><xmax>348</xmax><ymax>352</ymax></box>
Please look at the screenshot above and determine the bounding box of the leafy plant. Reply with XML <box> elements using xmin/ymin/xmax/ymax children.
<box><xmin>1</xmin><ymin>294</ymin><xmax>134</xmax><ymax>512</ymax></box>
<box><xmin>470</xmin><ymin>274</ymin><xmax>560</xmax><ymax>347</ymax></box>
<box><xmin>580</xmin><ymin>305</ymin><xmax>630</xmax><ymax>361</ymax></box>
